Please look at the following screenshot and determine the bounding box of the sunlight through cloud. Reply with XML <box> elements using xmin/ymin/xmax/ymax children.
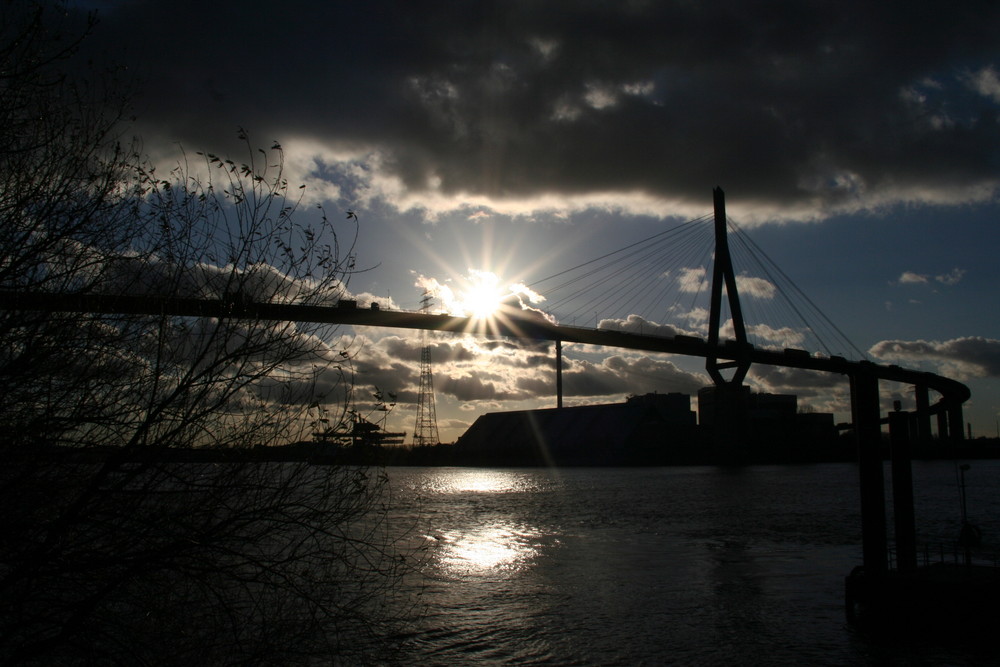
<box><xmin>415</xmin><ymin>270</ymin><xmax>548</xmax><ymax>325</ymax></box>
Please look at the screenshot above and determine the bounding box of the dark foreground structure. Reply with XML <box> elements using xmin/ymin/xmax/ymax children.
<box><xmin>455</xmin><ymin>393</ymin><xmax>702</xmax><ymax>466</ymax></box>
<box><xmin>455</xmin><ymin>390</ymin><xmax>844</xmax><ymax>466</ymax></box>
<box><xmin>845</xmin><ymin>561</ymin><xmax>1000</xmax><ymax>633</ymax></box>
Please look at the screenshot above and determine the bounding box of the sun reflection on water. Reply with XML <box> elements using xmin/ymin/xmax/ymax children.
<box><xmin>434</xmin><ymin>524</ymin><xmax>542</xmax><ymax>573</ymax></box>
<box><xmin>416</xmin><ymin>468</ymin><xmax>552</xmax><ymax>495</ymax></box>
<box><xmin>408</xmin><ymin>469</ymin><xmax>559</xmax><ymax>575</ymax></box>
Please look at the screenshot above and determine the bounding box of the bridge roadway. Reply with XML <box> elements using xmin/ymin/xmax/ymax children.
<box><xmin>0</xmin><ymin>290</ymin><xmax>970</xmax><ymax>414</ymax></box>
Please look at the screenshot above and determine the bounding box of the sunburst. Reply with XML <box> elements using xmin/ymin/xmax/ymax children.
<box><xmin>456</xmin><ymin>271</ymin><xmax>506</xmax><ymax>320</ymax></box>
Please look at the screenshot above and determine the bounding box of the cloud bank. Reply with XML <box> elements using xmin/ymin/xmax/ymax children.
<box><xmin>869</xmin><ymin>336</ymin><xmax>1000</xmax><ymax>379</ymax></box>
<box><xmin>81</xmin><ymin>1</ymin><xmax>1000</xmax><ymax>223</ymax></box>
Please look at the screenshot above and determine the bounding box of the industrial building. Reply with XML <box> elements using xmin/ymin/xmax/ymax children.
<box><xmin>455</xmin><ymin>388</ymin><xmax>840</xmax><ymax>466</ymax></box>
<box><xmin>455</xmin><ymin>392</ymin><xmax>701</xmax><ymax>465</ymax></box>
<box><xmin>697</xmin><ymin>385</ymin><xmax>839</xmax><ymax>463</ymax></box>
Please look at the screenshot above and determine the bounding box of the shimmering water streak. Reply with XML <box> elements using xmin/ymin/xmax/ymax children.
<box><xmin>385</xmin><ymin>463</ymin><xmax>1000</xmax><ymax>666</ymax></box>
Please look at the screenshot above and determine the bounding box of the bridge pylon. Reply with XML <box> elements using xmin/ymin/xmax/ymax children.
<box><xmin>706</xmin><ymin>187</ymin><xmax>751</xmax><ymax>386</ymax></box>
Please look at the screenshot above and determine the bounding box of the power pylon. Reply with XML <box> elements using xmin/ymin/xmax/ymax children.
<box><xmin>412</xmin><ymin>293</ymin><xmax>441</xmax><ymax>445</ymax></box>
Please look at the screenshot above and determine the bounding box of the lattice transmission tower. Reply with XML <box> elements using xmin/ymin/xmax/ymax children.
<box><xmin>412</xmin><ymin>293</ymin><xmax>441</xmax><ymax>445</ymax></box>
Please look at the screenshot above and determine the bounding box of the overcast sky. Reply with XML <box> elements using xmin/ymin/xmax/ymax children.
<box><xmin>73</xmin><ymin>1</ymin><xmax>1000</xmax><ymax>441</ymax></box>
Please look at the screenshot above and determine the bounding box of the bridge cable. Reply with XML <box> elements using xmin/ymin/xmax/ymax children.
<box><xmin>572</xmin><ymin>221</ymin><xmax>710</xmax><ymax>322</ymax></box>
<box><xmin>528</xmin><ymin>214</ymin><xmax>713</xmax><ymax>290</ymax></box>
<box><xmin>727</xmin><ymin>220</ymin><xmax>840</xmax><ymax>354</ymax></box>
<box><xmin>542</xmin><ymin>216</ymin><xmax>716</xmax><ymax>324</ymax></box>
<box><xmin>553</xmin><ymin>226</ymin><xmax>700</xmax><ymax>318</ymax></box>
<box><xmin>540</xmin><ymin>220</ymin><xmax>706</xmax><ymax>303</ymax></box>
<box><xmin>726</xmin><ymin>218</ymin><xmax>868</xmax><ymax>360</ymax></box>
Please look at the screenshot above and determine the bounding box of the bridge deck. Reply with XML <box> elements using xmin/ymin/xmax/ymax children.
<box><xmin>0</xmin><ymin>290</ymin><xmax>970</xmax><ymax>411</ymax></box>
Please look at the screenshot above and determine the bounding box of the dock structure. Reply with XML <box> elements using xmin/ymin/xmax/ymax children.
<box><xmin>843</xmin><ymin>399</ymin><xmax>997</xmax><ymax>630</ymax></box>
<box><xmin>845</xmin><ymin>559</ymin><xmax>1000</xmax><ymax>631</ymax></box>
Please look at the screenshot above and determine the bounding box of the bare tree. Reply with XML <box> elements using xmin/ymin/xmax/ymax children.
<box><xmin>0</xmin><ymin>4</ymin><xmax>408</xmax><ymax>663</ymax></box>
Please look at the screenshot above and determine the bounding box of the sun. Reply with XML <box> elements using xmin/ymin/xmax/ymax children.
<box><xmin>458</xmin><ymin>271</ymin><xmax>505</xmax><ymax>319</ymax></box>
<box><xmin>419</xmin><ymin>268</ymin><xmax>549</xmax><ymax>326</ymax></box>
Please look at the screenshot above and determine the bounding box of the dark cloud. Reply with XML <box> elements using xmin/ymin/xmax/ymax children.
<box><xmin>515</xmin><ymin>375</ymin><xmax>552</xmax><ymax>397</ymax></box>
<box><xmin>869</xmin><ymin>336</ymin><xmax>1000</xmax><ymax>378</ymax></box>
<box><xmin>565</xmin><ymin>354</ymin><xmax>705</xmax><ymax>397</ymax></box>
<box><xmin>80</xmin><ymin>1</ymin><xmax>1000</xmax><ymax>219</ymax></box>
<box><xmin>439</xmin><ymin>373</ymin><xmax>524</xmax><ymax>401</ymax></box>
<box><xmin>599</xmin><ymin>314</ymin><xmax>698</xmax><ymax>338</ymax></box>
<box><xmin>745</xmin><ymin>365</ymin><xmax>854</xmax><ymax>416</ymax></box>
<box><xmin>378</xmin><ymin>342</ymin><xmax>708</xmax><ymax>404</ymax></box>
<box><xmin>381</xmin><ymin>334</ymin><xmax>548</xmax><ymax>366</ymax></box>
<box><xmin>351</xmin><ymin>355</ymin><xmax>418</xmax><ymax>402</ymax></box>
<box><xmin>750</xmin><ymin>364</ymin><xmax>844</xmax><ymax>397</ymax></box>
<box><xmin>382</xmin><ymin>336</ymin><xmax>479</xmax><ymax>363</ymax></box>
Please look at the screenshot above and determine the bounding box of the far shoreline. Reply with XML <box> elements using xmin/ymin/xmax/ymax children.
<box><xmin>27</xmin><ymin>436</ymin><xmax>1000</xmax><ymax>468</ymax></box>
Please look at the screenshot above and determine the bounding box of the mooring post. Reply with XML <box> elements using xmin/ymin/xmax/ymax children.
<box><xmin>850</xmin><ymin>370</ymin><xmax>888</xmax><ymax>574</ymax></box>
<box><xmin>889</xmin><ymin>409</ymin><xmax>917</xmax><ymax>572</ymax></box>
<box><xmin>556</xmin><ymin>339</ymin><xmax>563</xmax><ymax>409</ymax></box>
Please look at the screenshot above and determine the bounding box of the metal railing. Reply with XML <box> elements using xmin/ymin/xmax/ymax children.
<box><xmin>886</xmin><ymin>541</ymin><xmax>1000</xmax><ymax>571</ymax></box>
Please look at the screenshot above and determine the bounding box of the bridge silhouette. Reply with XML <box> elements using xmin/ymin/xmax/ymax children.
<box><xmin>0</xmin><ymin>188</ymin><xmax>971</xmax><ymax>578</ymax></box>
<box><xmin>0</xmin><ymin>189</ymin><xmax>969</xmax><ymax>422</ymax></box>
<box><xmin>0</xmin><ymin>284</ymin><xmax>970</xmax><ymax>413</ymax></box>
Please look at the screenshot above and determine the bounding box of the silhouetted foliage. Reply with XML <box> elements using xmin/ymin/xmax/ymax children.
<box><xmin>0</xmin><ymin>4</ymin><xmax>406</xmax><ymax>663</ymax></box>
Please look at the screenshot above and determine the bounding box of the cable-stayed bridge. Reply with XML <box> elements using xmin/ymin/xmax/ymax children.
<box><xmin>2</xmin><ymin>186</ymin><xmax>985</xmax><ymax>607</ymax></box>
<box><xmin>5</xmin><ymin>186</ymin><xmax>991</xmax><ymax>630</ymax></box>
<box><xmin>0</xmin><ymin>280</ymin><xmax>969</xmax><ymax>416</ymax></box>
<box><xmin>0</xmin><ymin>188</ymin><xmax>971</xmax><ymax>576</ymax></box>
<box><xmin>0</xmin><ymin>189</ymin><xmax>969</xmax><ymax>426</ymax></box>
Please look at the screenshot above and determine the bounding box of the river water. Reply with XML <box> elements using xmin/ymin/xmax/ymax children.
<box><xmin>377</xmin><ymin>462</ymin><xmax>1000</xmax><ymax>666</ymax></box>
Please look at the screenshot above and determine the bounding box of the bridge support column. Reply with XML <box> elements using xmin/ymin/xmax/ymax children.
<box><xmin>850</xmin><ymin>371</ymin><xmax>887</xmax><ymax>575</ymax></box>
<box><xmin>556</xmin><ymin>339</ymin><xmax>563</xmax><ymax>409</ymax></box>
<box><xmin>937</xmin><ymin>410</ymin><xmax>949</xmax><ymax>442</ymax></box>
<box><xmin>889</xmin><ymin>410</ymin><xmax>917</xmax><ymax>572</ymax></box>
<box><xmin>948</xmin><ymin>402</ymin><xmax>964</xmax><ymax>443</ymax></box>
<box><xmin>914</xmin><ymin>385</ymin><xmax>931</xmax><ymax>446</ymax></box>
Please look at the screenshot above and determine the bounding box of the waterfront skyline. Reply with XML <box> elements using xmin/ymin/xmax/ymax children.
<box><xmin>72</xmin><ymin>1</ymin><xmax>1000</xmax><ymax>441</ymax></box>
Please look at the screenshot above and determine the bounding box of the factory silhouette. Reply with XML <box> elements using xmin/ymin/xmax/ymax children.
<box><xmin>453</xmin><ymin>387</ymin><xmax>843</xmax><ymax>466</ymax></box>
